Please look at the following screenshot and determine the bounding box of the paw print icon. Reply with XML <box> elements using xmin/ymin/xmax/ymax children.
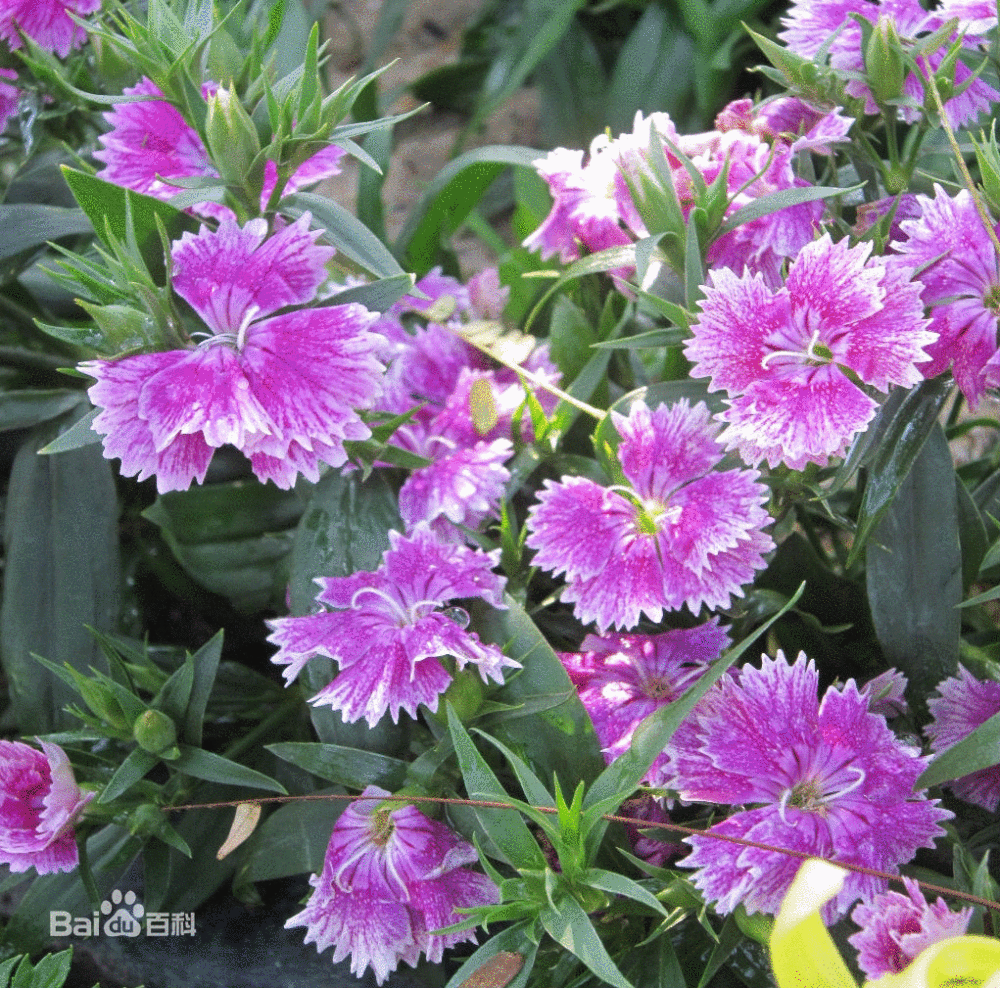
<box><xmin>101</xmin><ymin>889</ymin><xmax>144</xmax><ymax>937</ymax></box>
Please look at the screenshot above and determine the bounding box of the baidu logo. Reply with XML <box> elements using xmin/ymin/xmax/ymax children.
<box><xmin>50</xmin><ymin>889</ymin><xmax>194</xmax><ymax>938</ymax></box>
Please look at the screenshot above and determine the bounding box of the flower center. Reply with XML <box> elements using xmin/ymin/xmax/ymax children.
<box><xmin>984</xmin><ymin>281</ymin><xmax>1000</xmax><ymax>314</ymax></box>
<box><xmin>370</xmin><ymin>806</ymin><xmax>395</xmax><ymax>846</ymax></box>
<box><xmin>778</xmin><ymin>764</ymin><xmax>866</xmax><ymax>821</ymax></box>
<box><xmin>759</xmin><ymin>327</ymin><xmax>833</xmax><ymax>369</ymax></box>
<box><xmin>349</xmin><ymin>587</ymin><xmax>446</xmax><ymax>628</ymax></box>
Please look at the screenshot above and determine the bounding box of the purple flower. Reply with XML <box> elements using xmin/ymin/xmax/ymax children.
<box><xmin>860</xmin><ymin>668</ymin><xmax>909</xmax><ymax>718</ymax></box>
<box><xmin>397</xmin><ymin>435</ymin><xmax>512</xmax><ymax>540</ymax></box>
<box><xmin>925</xmin><ymin>665</ymin><xmax>1000</xmax><ymax>811</ymax></box>
<box><xmin>268</xmin><ymin>525</ymin><xmax>517</xmax><ymax>726</ymax></box>
<box><xmin>0</xmin><ymin>740</ymin><xmax>93</xmax><ymax>875</ymax></box>
<box><xmin>559</xmin><ymin>620</ymin><xmax>729</xmax><ymax>775</ymax></box>
<box><xmin>892</xmin><ymin>185</ymin><xmax>1000</xmax><ymax>407</ymax></box>
<box><xmin>95</xmin><ymin>78</ymin><xmax>346</xmax><ymax>218</ymax></box>
<box><xmin>80</xmin><ymin>215</ymin><xmax>384</xmax><ymax>492</ymax></box>
<box><xmin>619</xmin><ymin>794</ymin><xmax>681</xmax><ymax>868</ymax></box>
<box><xmin>286</xmin><ymin>786</ymin><xmax>498</xmax><ymax>985</ymax></box>
<box><xmin>778</xmin><ymin>0</ymin><xmax>999</xmax><ymax>127</ymax></box>
<box><xmin>667</xmin><ymin>652</ymin><xmax>950</xmax><ymax>919</ymax></box>
<box><xmin>685</xmin><ymin>233</ymin><xmax>934</xmax><ymax>469</ymax></box>
<box><xmin>0</xmin><ymin>0</ymin><xmax>100</xmax><ymax>57</ymax></box>
<box><xmin>525</xmin><ymin>399</ymin><xmax>774</xmax><ymax>631</ymax></box>
<box><xmin>848</xmin><ymin>877</ymin><xmax>972</xmax><ymax>978</ymax></box>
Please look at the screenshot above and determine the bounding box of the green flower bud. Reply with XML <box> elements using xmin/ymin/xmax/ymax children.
<box><xmin>204</xmin><ymin>84</ymin><xmax>262</xmax><ymax>191</ymax></box>
<box><xmin>865</xmin><ymin>15</ymin><xmax>906</xmax><ymax>106</ymax></box>
<box><xmin>132</xmin><ymin>709</ymin><xmax>178</xmax><ymax>755</ymax></box>
<box><xmin>76</xmin><ymin>678</ymin><xmax>131</xmax><ymax>734</ymax></box>
<box><xmin>438</xmin><ymin>666</ymin><xmax>485</xmax><ymax>724</ymax></box>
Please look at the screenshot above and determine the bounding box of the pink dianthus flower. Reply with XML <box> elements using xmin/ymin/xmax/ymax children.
<box><xmin>525</xmin><ymin>399</ymin><xmax>774</xmax><ymax>631</ymax></box>
<box><xmin>267</xmin><ymin>525</ymin><xmax>517</xmax><ymax>726</ymax></box>
<box><xmin>848</xmin><ymin>876</ymin><xmax>972</xmax><ymax>978</ymax></box>
<box><xmin>559</xmin><ymin>620</ymin><xmax>729</xmax><ymax>776</ymax></box>
<box><xmin>286</xmin><ymin>786</ymin><xmax>498</xmax><ymax>985</ymax></box>
<box><xmin>0</xmin><ymin>739</ymin><xmax>93</xmax><ymax>875</ymax></box>
<box><xmin>685</xmin><ymin>233</ymin><xmax>934</xmax><ymax>469</ymax></box>
<box><xmin>892</xmin><ymin>185</ymin><xmax>1000</xmax><ymax>407</ymax></box>
<box><xmin>80</xmin><ymin>214</ymin><xmax>384</xmax><ymax>492</ymax></box>
<box><xmin>667</xmin><ymin>652</ymin><xmax>950</xmax><ymax>920</ymax></box>
<box><xmin>925</xmin><ymin>665</ymin><xmax>1000</xmax><ymax>811</ymax></box>
<box><xmin>0</xmin><ymin>0</ymin><xmax>100</xmax><ymax>57</ymax></box>
<box><xmin>94</xmin><ymin>78</ymin><xmax>346</xmax><ymax>218</ymax></box>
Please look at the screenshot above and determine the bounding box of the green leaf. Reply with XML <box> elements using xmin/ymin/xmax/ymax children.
<box><xmin>183</xmin><ymin>631</ymin><xmax>223</xmax><ymax>748</ymax></box>
<box><xmin>100</xmin><ymin>747</ymin><xmax>160</xmax><ymax>803</ymax></box>
<box><xmin>327</xmin><ymin>272</ymin><xmax>415</xmax><ymax>313</ymax></box>
<box><xmin>37</xmin><ymin>407</ymin><xmax>102</xmax><ymax>454</ymax></box>
<box><xmin>0</xmin><ymin>390</ymin><xmax>83</xmax><ymax>433</ymax></box>
<box><xmin>171</xmin><ymin>745</ymin><xmax>287</xmax><ymax>793</ymax></box>
<box><xmin>847</xmin><ymin>377</ymin><xmax>954</xmax><ymax>566</ymax></box>
<box><xmin>866</xmin><ymin>422</ymin><xmax>961</xmax><ymax>711</ymax></box>
<box><xmin>395</xmin><ymin>145</ymin><xmax>543</xmax><ymax>274</ymax></box>
<box><xmin>918</xmin><ymin>707</ymin><xmax>1000</xmax><ymax>789</ymax></box>
<box><xmin>60</xmin><ymin>167</ymin><xmax>197</xmax><ymax>281</ymax></box>
<box><xmin>142</xmin><ymin>479</ymin><xmax>306</xmax><ymax>612</ymax></box>
<box><xmin>447</xmin><ymin>705</ymin><xmax>547</xmax><ymax>870</ymax></box>
<box><xmin>1</xmin><ymin>430</ymin><xmax>121</xmax><ymax>733</ymax></box>
<box><xmin>282</xmin><ymin>191</ymin><xmax>405</xmax><ymax>278</ymax></box>
<box><xmin>0</xmin><ymin>204</ymin><xmax>92</xmax><ymax>261</ymax></box>
<box><xmin>720</xmin><ymin>184</ymin><xmax>862</xmax><ymax>233</ymax></box>
<box><xmin>468</xmin><ymin>594</ymin><xmax>606</xmax><ymax>793</ymax></box>
<box><xmin>266</xmin><ymin>741</ymin><xmax>408</xmax><ymax>789</ymax></box>
<box><xmin>582</xmin><ymin>867</ymin><xmax>668</xmax><ymax>917</ymax></box>
<box><xmin>540</xmin><ymin>895</ymin><xmax>633</xmax><ymax>988</ymax></box>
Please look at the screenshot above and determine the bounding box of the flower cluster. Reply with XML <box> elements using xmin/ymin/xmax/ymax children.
<box><xmin>371</xmin><ymin>267</ymin><xmax>557</xmax><ymax>540</ymax></box>
<box><xmin>286</xmin><ymin>786</ymin><xmax>498</xmax><ymax>985</ymax></box>
<box><xmin>0</xmin><ymin>740</ymin><xmax>92</xmax><ymax>875</ymax></box>
<box><xmin>526</xmin><ymin>399</ymin><xmax>774</xmax><ymax>630</ymax></box>
<box><xmin>268</xmin><ymin>524</ymin><xmax>517</xmax><ymax>726</ymax></box>
<box><xmin>0</xmin><ymin>0</ymin><xmax>100</xmax><ymax>58</ymax></box>
<box><xmin>81</xmin><ymin>215</ymin><xmax>385</xmax><ymax>492</ymax></box>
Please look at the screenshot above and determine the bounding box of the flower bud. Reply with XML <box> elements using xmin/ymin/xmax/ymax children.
<box><xmin>204</xmin><ymin>84</ymin><xmax>262</xmax><ymax>190</ymax></box>
<box><xmin>132</xmin><ymin>709</ymin><xmax>179</xmax><ymax>756</ymax></box>
<box><xmin>864</xmin><ymin>16</ymin><xmax>906</xmax><ymax>106</ymax></box>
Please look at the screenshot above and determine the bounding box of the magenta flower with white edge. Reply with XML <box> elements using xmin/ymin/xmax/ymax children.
<box><xmin>925</xmin><ymin>665</ymin><xmax>1000</xmax><ymax>812</ymax></box>
<box><xmin>94</xmin><ymin>78</ymin><xmax>346</xmax><ymax>218</ymax></box>
<box><xmin>892</xmin><ymin>185</ymin><xmax>1000</xmax><ymax>407</ymax></box>
<box><xmin>0</xmin><ymin>0</ymin><xmax>100</xmax><ymax>57</ymax></box>
<box><xmin>667</xmin><ymin>652</ymin><xmax>950</xmax><ymax>920</ymax></box>
<box><xmin>685</xmin><ymin>233</ymin><xmax>934</xmax><ymax>470</ymax></box>
<box><xmin>267</xmin><ymin>525</ymin><xmax>516</xmax><ymax>727</ymax></box>
<box><xmin>286</xmin><ymin>785</ymin><xmax>498</xmax><ymax>985</ymax></box>
<box><xmin>398</xmin><ymin>436</ymin><xmax>513</xmax><ymax>540</ymax></box>
<box><xmin>80</xmin><ymin>215</ymin><xmax>384</xmax><ymax>492</ymax></box>
<box><xmin>848</xmin><ymin>877</ymin><xmax>973</xmax><ymax>978</ymax></box>
<box><xmin>559</xmin><ymin>620</ymin><xmax>730</xmax><ymax>775</ymax></box>
<box><xmin>525</xmin><ymin>399</ymin><xmax>774</xmax><ymax>631</ymax></box>
<box><xmin>0</xmin><ymin>740</ymin><xmax>94</xmax><ymax>875</ymax></box>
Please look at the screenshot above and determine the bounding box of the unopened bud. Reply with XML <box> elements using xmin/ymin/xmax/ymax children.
<box><xmin>204</xmin><ymin>84</ymin><xmax>262</xmax><ymax>190</ymax></box>
<box><xmin>132</xmin><ymin>709</ymin><xmax>178</xmax><ymax>756</ymax></box>
<box><xmin>865</xmin><ymin>16</ymin><xmax>906</xmax><ymax>106</ymax></box>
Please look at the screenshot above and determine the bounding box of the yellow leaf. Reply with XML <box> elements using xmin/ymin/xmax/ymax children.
<box><xmin>216</xmin><ymin>802</ymin><xmax>261</xmax><ymax>860</ymax></box>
